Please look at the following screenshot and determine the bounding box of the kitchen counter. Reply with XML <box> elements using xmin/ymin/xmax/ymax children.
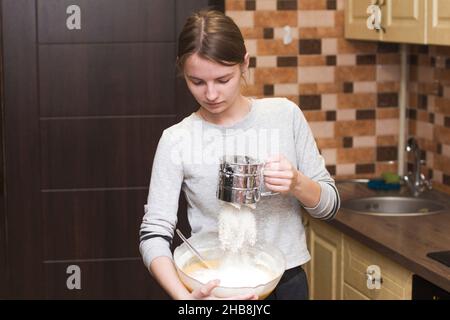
<box><xmin>327</xmin><ymin>181</ymin><xmax>450</xmax><ymax>292</ymax></box>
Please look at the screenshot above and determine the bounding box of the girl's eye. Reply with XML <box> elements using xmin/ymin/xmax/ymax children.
<box><xmin>218</xmin><ymin>79</ymin><xmax>230</xmax><ymax>84</ymax></box>
<box><xmin>191</xmin><ymin>80</ymin><xmax>203</xmax><ymax>86</ymax></box>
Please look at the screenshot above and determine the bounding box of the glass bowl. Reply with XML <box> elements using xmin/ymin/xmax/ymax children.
<box><xmin>173</xmin><ymin>232</ymin><xmax>286</xmax><ymax>299</ymax></box>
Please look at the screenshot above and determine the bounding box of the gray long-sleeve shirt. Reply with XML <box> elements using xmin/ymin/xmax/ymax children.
<box><xmin>139</xmin><ymin>97</ymin><xmax>340</xmax><ymax>270</ymax></box>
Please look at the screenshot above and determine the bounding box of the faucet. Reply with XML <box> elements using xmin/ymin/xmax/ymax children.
<box><xmin>404</xmin><ymin>137</ymin><xmax>432</xmax><ymax>197</ymax></box>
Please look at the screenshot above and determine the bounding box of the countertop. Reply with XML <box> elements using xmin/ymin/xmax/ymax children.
<box><xmin>327</xmin><ymin>181</ymin><xmax>450</xmax><ymax>292</ymax></box>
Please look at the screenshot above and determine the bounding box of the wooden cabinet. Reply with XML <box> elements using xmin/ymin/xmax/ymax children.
<box><xmin>304</xmin><ymin>218</ymin><xmax>343</xmax><ymax>300</ymax></box>
<box><xmin>345</xmin><ymin>0</ymin><xmax>381</xmax><ymax>41</ymax></box>
<box><xmin>305</xmin><ymin>218</ymin><xmax>413</xmax><ymax>300</ymax></box>
<box><xmin>381</xmin><ymin>0</ymin><xmax>426</xmax><ymax>44</ymax></box>
<box><xmin>427</xmin><ymin>0</ymin><xmax>450</xmax><ymax>45</ymax></box>
<box><xmin>345</xmin><ymin>0</ymin><xmax>450</xmax><ymax>45</ymax></box>
<box><xmin>343</xmin><ymin>235</ymin><xmax>413</xmax><ymax>300</ymax></box>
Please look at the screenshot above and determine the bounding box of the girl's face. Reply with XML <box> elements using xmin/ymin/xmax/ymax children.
<box><xmin>183</xmin><ymin>53</ymin><xmax>248</xmax><ymax>116</ymax></box>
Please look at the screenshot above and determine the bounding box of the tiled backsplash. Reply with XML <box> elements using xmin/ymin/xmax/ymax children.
<box><xmin>408</xmin><ymin>45</ymin><xmax>450</xmax><ymax>192</ymax></box>
<box><xmin>226</xmin><ymin>0</ymin><xmax>400</xmax><ymax>179</ymax></box>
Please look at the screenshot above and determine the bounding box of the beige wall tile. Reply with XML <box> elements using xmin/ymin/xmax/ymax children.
<box><xmin>442</xmin><ymin>144</ymin><xmax>450</xmax><ymax>157</ymax></box>
<box><xmin>434</xmin><ymin>170</ymin><xmax>444</xmax><ymax>184</ymax></box>
<box><xmin>274</xmin><ymin>83</ymin><xmax>298</xmax><ymax>96</ymax></box>
<box><xmin>299</xmin><ymin>83</ymin><xmax>341</xmax><ymax>94</ymax></box>
<box><xmin>435</xmin><ymin>113</ymin><xmax>445</xmax><ymax>126</ymax></box>
<box><xmin>322</xmin><ymin>38</ymin><xmax>338</xmax><ymax>55</ymax></box>
<box><xmin>257</xmin><ymin>56</ymin><xmax>277</xmax><ymax>67</ymax></box>
<box><xmin>416</xmin><ymin>122</ymin><xmax>434</xmax><ymax>140</ymax></box>
<box><xmin>336</xmin><ymin>164</ymin><xmax>356</xmax><ymax>175</ymax></box>
<box><xmin>353</xmin><ymin>81</ymin><xmax>377</xmax><ymax>93</ymax></box>
<box><xmin>246</xmin><ymin>69</ymin><xmax>255</xmax><ymax>85</ymax></box>
<box><xmin>322</xmin><ymin>94</ymin><xmax>337</xmax><ymax>110</ymax></box>
<box><xmin>309</xmin><ymin>121</ymin><xmax>335</xmax><ymax>138</ymax></box>
<box><xmin>245</xmin><ymin>39</ymin><xmax>258</xmax><ymax>55</ymax></box>
<box><xmin>336</xmin><ymin>54</ymin><xmax>356</xmax><ymax>66</ymax></box>
<box><xmin>298</xmin><ymin>66</ymin><xmax>335</xmax><ymax>83</ymax></box>
<box><xmin>298</xmin><ymin>11</ymin><xmax>335</xmax><ymax>27</ymax></box>
<box><xmin>353</xmin><ymin>136</ymin><xmax>376</xmax><ymax>148</ymax></box>
<box><xmin>376</xmin><ymin>119</ymin><xmax>400</xmax><ymax>136</ymax></box>
<box><xmin>256</xmin><ymin>0</ymin><xmax>277</xmax><ymax>10</ymax></box>
<box><xmin>274</xmin><ymin>27</ymin><xmax>299</xmax><ymax>39</ymax></box>
<box><xmin>336</xmin><ymin>109</ymin><xmax>356</xmax><ymax>121</ymax></box>
<box><xmin>376</xmin><ymin>65</ymin><xmax>401</xmax><ymax>82</ymax></box>
<box><xmin>321</xmin><ymin>148</ymin><xmax>337</xmax><ymax>165</ymax></box>
<box><xmin>227</xmin><ymin>11</ymin><xmax>254</xmax><ymax>28</ymax></box>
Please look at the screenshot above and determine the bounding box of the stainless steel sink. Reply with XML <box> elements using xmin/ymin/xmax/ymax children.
<box><xmin>341</xmin><ymin>196</ymin><xmax>448</xmax><ymax>216</ymax></box>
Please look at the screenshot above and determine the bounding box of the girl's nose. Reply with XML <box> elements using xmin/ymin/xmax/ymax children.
<box><xmin>206</xmin><ymin>83</ymin><xmax>219</xmax><ymax>101</ymax></box>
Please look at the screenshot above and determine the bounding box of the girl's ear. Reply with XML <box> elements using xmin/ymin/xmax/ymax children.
<box><xmin>241</xmin><ymin>52</ymin><xmax>250</xmax><ymax>74</ymax></box>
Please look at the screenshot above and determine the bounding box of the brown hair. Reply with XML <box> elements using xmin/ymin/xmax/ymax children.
<box><xmin>176</xmin><ymin>10</ymin><xmax>247</xmax><ymax>72</ymax></box>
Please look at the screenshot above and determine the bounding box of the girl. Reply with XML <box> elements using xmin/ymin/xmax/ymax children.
<box><xmin>139</xmin><ymin>9</ymin><xmax>340</xmax><ymax>300</ymax></box>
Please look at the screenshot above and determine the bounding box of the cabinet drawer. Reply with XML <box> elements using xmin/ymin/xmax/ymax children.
<box><xmin>344</xmin><ymin>235</ymin><xmax>412</xmax><ymax>299</ymax></box>
<box><xmin>343</xmin><ymin>282</ymin><xmax>370</xmax><ymax>300</ymax></box>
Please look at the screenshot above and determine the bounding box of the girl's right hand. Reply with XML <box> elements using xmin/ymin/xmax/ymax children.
<box><xmin>189</xmin><ymin>279</ymin><xmax>259</xmax><ymax>300</ymax></box>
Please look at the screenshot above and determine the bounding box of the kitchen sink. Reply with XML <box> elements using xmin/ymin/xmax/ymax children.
<box><xmin>341</xmin><ymin>196</ymin><xmax>448</xmax><ymax>216</ymax></box>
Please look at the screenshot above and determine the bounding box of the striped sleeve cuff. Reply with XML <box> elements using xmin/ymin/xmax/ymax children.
<box><xmin>303</xmin><ymin>181</ymin><xmax>340</xmax><ymax>220</ymax></box>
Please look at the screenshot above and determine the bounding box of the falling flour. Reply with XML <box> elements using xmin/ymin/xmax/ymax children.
<box><xmin>218</xmin><ymin>203</ymin><xmax>257</xmax><ymax>253</ymax></box>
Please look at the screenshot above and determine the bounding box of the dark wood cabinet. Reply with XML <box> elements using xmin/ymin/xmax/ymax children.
<box><xmin>0</xmin><ymin>0</ymin><xmax>222</xmax><ymax>299</ymax></box>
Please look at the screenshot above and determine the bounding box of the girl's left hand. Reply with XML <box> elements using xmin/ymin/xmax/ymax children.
<box><xmin>263</xmin><ymin>155</ymin><xmax>300</xmax><ymax>195</ymax></box>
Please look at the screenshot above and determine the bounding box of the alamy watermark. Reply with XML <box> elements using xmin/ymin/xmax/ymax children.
<box><xmin>366</xmin><ymin>265</ymin><xmax>382</xmax><ymax>290</ymax></box>
<box><xmin>168</xmin><ymin>121</ymin><xmax>281</xmax><ymax>165</ymax></box>
<box><xmin>66</xmin><ymin>265</ymin><xmax>81</xmax><ymax>290</ymax></box>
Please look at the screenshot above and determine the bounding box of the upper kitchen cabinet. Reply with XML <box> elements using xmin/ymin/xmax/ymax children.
<box><xmin>427</xmin><ymin>0</ymin><xmax>450</xmax><ymax>45</ymax></box>
<box><xmin>345</xmin><ymin>0</ymin><xmax>381</xmax><ymax>41</ymax></box>
<box><xmin>346</xmin><ymin>0</ymin><xmax>450</xmax><ymax>46</ymax></box>
<box><xmin>381</xmin><ymin>0</ymin><xmax>426</xmax><ymax>44</ymax></box>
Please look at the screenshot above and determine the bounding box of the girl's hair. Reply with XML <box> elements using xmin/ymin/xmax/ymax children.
<box><xmin>176</xmin><ymin>10</ymin><xmax>247</xmax><ymax>71</ymax></box>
